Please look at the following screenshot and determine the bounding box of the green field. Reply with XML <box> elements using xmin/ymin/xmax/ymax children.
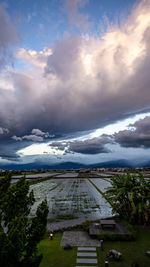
<box><xmin>38</xmin><ymin>227</ymin><xmax>150</xmax><ymax>267</ymax></box>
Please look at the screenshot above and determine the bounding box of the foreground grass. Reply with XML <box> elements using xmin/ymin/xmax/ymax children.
<box><xmin>38</xmin><ymin>233</ymin><xmax>77</xmax><ymax>267</ymax></box>
<box><xmin>97</xmin><ymin>226</ymin><xmax>150</xmax><ymax>267</ymax></box>
<box><xmin>38</xmin><ymin>227</ymin><xmax>150</xmax><ymax>267</ymax></box>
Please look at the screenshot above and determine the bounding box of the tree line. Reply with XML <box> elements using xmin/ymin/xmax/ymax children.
<box><xmin>0</xmin><ymin>174</ymin><xmax>48</xmax><ymax>266</ymax></box>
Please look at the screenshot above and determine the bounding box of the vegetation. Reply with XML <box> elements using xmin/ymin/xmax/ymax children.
<box><xmin>97</xmin><ymin>226</ymin><xmax>150</xmax><ymax>267</ymax></box>
<box><xmin>38</xmin><ymin>227</ymin><xmax>150</xmax><ymax>267</ymax></box>
<box><xmin>0</xmin><ymin>173</ymin><xmax>48</xmax><ymax>267</ymax></box>
<box><xmin>38</xmin><ymin>233</ymin><xmax>76</xmax><ymax>267</ymax></box>
<box><xmin>105</xmin><ymin>173</ymin><xmax>150</xmax><ymax>224</ymax></box>
<box><xmin>47</xmin><ymin>214</ymin><xmax>78</xmax><ymax>222</ymax></box>
<box><xmin>98</xmin><ymin>231</ymin><xmax>134</xmax><ymax>241</ymax></box>
<box><xmin>57</xmin><ymin>214</ymin><xmax>78</xmax><ymax>220</ymax></box>
<box><xmin>82</xmin><ymin>219</ymin><xmax>90</xmax><ymax>232</ymax></box>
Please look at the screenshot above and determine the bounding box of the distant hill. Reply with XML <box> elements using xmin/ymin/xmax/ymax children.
<box><xmin>139</xmin><ymin>161</ymin><xmax>150</xmax><ymax>168</ymax></box>
<box><xmin>0</xmin><ymin>159</ymin><xmax>135</xmax><ymax>170</ymax></box>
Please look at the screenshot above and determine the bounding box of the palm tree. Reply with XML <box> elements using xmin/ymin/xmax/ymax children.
<box><xmin>105</xmin><ymin>172</ymin><xmax>150</xmax><ymax>225</ymax></box>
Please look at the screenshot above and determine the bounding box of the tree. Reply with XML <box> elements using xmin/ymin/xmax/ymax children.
<box><xmin>0</xmin><ymin>173</ymin><xmax>48</xmax><ymax>267</ymax></box>
<box><xmin>105</xmin><ymin>172</ymin><xmax>150</xmax><ymax>225</ymax></box>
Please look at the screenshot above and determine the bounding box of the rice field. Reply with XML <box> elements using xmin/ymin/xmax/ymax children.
<box><xmin>30</xmin><ymin>177</ymin><xmax>112</xmax><ymax>220</ymax></box>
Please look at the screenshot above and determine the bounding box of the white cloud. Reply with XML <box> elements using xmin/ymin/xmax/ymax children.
<box><xmin>16</xmin><ymin>47</ymin><xmax>52</xmax><ymax>68</ymax></box>
<box><xmin>31</xmin><ymin>128</ymin><xmax>54</xmax><ymax>138</ymax></box>
<box><xmin>12</xmin><ymin>135</ymin><xmax>22</xmax><ymax>141</ymax></box>
<box><xmin>22</xmin><ymin>135</ymin><xmax>43</xmax><ymax>142</ymax></box>
<box><xmin>12</xmin><ymin>134</ymin><xmax>43</xmax><ymax>142</ymax></box>
<box><xmin>0</xmin><ymin>127</ymin><xmax>9</xmax><ymax>134</ymax></box>
<box><xmin>31</xmin><ymin>128</ymin><xmax>47</xmax><ymax>136</ymax></box>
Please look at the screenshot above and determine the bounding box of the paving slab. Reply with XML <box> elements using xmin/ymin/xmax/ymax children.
<box><xmin>60</xmin><ymin>232</ymin><xmax>100</xmax><ymax>247</ymax></box>
<box><xmin>77</xmin><ymin>258</ymin><xmax>98</xmax><ymax>264</ymax></box>
<box><xmin>78</xmin><ymin>247</ymin><xmax>96</xmax><ymax>251</ymax></box>
<box><xmin>77</xmin><ymin>252</ymin><xmax>97</xmax><ymax>257</ymax></box>
<box><xmin>48</xmin><ymin>218</ymin><xmax>85</xmax><ymax>232</ymax></box>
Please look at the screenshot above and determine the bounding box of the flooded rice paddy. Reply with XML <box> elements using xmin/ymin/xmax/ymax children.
<box><xmin>30</xmin><ymin>178</ymin><xmax>112</xmax><ymax>220</ymax></box>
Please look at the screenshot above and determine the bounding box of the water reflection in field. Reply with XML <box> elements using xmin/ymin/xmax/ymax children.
<box><xmin>30</xmin><ymin>178</ymin><xmax>112</xmax><ymax>220</ymax></box>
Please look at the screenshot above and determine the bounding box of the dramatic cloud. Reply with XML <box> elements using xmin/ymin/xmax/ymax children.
<box><xmin>1</xmin><ymin>0</ymin><xmax>150</xmax><ymax>158</ymax></box>
<box><xmin>0</xmin><ymin>4</ymin><xmax>18</xmax><ymax>68</ymax></box>
<box><xmin>50</xmin><ymin>141</ymin><xmax>66</xmax><ymax>151</ymax></box>
<box><xmin>68</xmin><ymin>137</ymin><xmax>110</xmax><ymax>154</ymax></box>
<box><xmin>0</xmin><ymin>139</ymin><xmax>28</xmax><ymax>161</ymax></box>
<box><xmin>12</xmin><ymin>135</ymin><xmax>43</xmax><ymax>142</ymax></box>
<box><xmin>50</xmin><ymin>135</ymin><xmax>111</xmax><ymax>154</ymax></box>
<box><xmin>12</xmin><ymin>129</ymin><xmax>53</xmax><ymax>142</ymax></box>
<box><xmin>114</xmin><ymin>116</ymin><xmax>150</xmax><ymax>148</ymax></box>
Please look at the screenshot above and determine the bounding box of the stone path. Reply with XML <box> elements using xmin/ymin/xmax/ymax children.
<box><xmin>60</xmin><ymin>231</ymin><xmax>100</xmax><ymax>247</ymax></box>
<box><xmin>77</xmin><ymin>252</ymin><xmax>97</xmax><ymax>257</ymax></box>
<box><xmin>47</xmin><ymin>218</ymin><xmax>85</xmax><ymax>232</ymax></box>
<box><xmin>78</xmin><ymin>247</ymin><xmax>96</xmax><ymax>251</ymax></box>
<box><xmin>76</xmin><ymin>246</ymin><xmax>98</xmax><ymax>267</ymax></box>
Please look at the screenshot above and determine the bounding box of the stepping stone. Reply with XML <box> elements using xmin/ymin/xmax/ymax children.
<box><xmin>77</xmin><ymin>252</ymin><xmax>97</xmax><ymax>257</ymax></box>
<box><xmin>78</xmin><ymin>247</ymin><xmax>96</xmax><ymax>251</ymax></box>
<box><xmin>76</xmin><ymin>258</ymin><xmax>98</xmax><ymax>264</ymax></box>
<box><xmin>76</xmin><ymin>266</ymin><xmax>98</xmax><ymax>267</ymax></box>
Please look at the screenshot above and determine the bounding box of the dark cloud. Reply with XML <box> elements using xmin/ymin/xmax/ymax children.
<box><xmin>114</xmin><ymin>116</ymin><xmax>150</xmax><ymax>148</ymax></box>
<box><xmin>11</xmin><ymin>128</ymin><xmax>54</xmax><ymax>142</ymax></box>
<box><xmin>68</xmin><ymin>138</ymin><xmax>110</xmax><ymax>154</ymax></box>
<box><xmin>50</xmin><ymin>136</ymin><xmax>111</xmax><ymax>154</ymax></box>
<box><xmin>0</xmin><ymin>138</ymin><xmax>28</xmax><ymax>161</ymax></box>
<box><xmin>1</xmin><ymin>1</ymin><xmax>150</xmax><ymax>138</ymax></box>
<box><xmin>1</xmin><ymin>0</ymin><xmax>150</xmax><ymax>161</ymax></box>
<box><xmin>50</xmin><ymin>141</ymin><xmax>66</xmax><ymax>151</ymax></box>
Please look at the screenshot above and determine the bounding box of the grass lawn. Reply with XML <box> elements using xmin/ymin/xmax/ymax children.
<box><xmin>38</xmin><ymin>233</ymin><xmax>77</xmax><ymax>267</ymax></box>
<box><xmin>97</xmin><ymin>226</ymin><xmax>150</xmax><ymax>267</ymax></box>
<box><xmin>38</xmin><ymin>226</ymin><xmax>150</xmax><ymax>267</ymax></box>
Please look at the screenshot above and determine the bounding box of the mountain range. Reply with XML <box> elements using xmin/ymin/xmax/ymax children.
<box><xmin>1</xmin><ymin>159</ymin><xmax>150</xmax><ymax>170</ymax></box>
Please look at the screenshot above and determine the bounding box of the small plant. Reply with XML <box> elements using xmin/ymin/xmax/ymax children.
<box><xmin>82</xmin><ymin>220</ymin><xmax>90</xmax><ymax>232</ymax></box>
<box><xmin>125</xmin><ymin>223</ymin><xmax>137</xmax><ymax>240</ymax></box>
<box><xmin>57</xmin><ymin>214</ymin><xmax>78</xmax><ymax>220</ymax></box>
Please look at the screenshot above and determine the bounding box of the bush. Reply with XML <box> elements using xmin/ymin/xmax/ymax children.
<box><xmin>82</xmin><ymin>220</ymin><xmax>90</xmax><ymax>232</ymax></box>
<box><xmin>125</xmin><ymin>223</ymin><xmax>137</xmax><ymax>240</ymax></box>
<box><xmin>98</xmin><ymin>232</ymin><xmax>134</xmax><ymax>241</ymax></box>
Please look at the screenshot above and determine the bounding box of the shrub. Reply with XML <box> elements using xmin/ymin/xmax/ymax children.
<box><xmin>82</xmin><ymin>220</ymin><xmax>90</xmax><ymax>232</ymax></box>
<box><xmin>98</xmin><ymin>232</ymin><xmax>134</xmax><ymax>241</ymax></box>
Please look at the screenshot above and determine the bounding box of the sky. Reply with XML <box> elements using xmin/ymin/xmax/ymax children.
<box><xmin>1</xmin><ymin>0</ymin><xmax>150</xmax><ymax>168</ymax></box>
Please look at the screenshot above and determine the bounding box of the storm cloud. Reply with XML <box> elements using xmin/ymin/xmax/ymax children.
<box><xmin>114</xmin><ymin>116</ymin><xmax>150</xmax><ymax>148</ymax></box>
<box><xmin>68</xmin><ymin>137</ymin><xmax>111</xmax><ymax>154</ymax></box>
<box><xmin>50</xmin><ymin>135</ymin><xmax>111</xmax><ymax>155</ymax></box>
<box><xmin>12</xmin><ymin>128</ymin><xmax>53</xmax><ymax>142</ymax></box>
<box><xmin>1</xmin><ymin>1</ymin><xmax>150</xmax><ymax>160</ymax></box>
